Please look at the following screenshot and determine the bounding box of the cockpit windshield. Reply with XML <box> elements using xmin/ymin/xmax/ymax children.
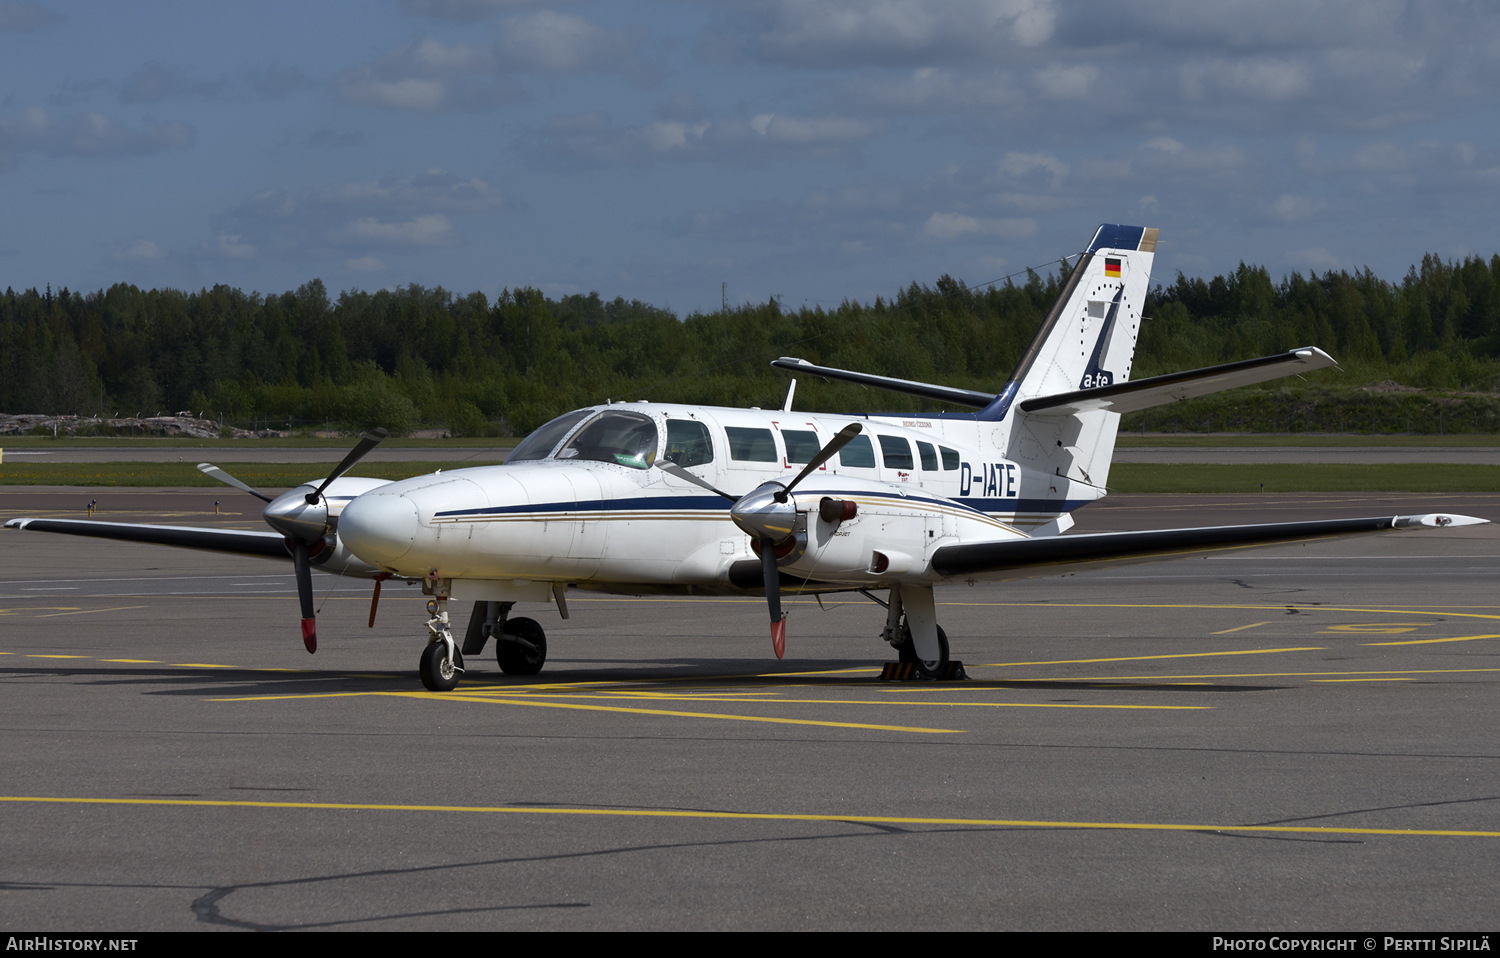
<box><xmin>556</xmin><ymin>409</ymin><xmax>659</xmax><ymax>469</ymax></box>
<box><xmin>504</xmin><ymin>409</ymin><xmax>594</xmax><ymax>463</ymax></box>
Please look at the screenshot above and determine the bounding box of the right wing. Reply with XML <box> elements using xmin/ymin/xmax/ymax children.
<box><xmin>931</xmin><ymin>513</ymin><xmax>1486</xmax><ymax>580</ymax></box>
<box><xmin>5</xmin><ymin>518</ymin><xmax>291</xmax><ymax>560</ymax></box>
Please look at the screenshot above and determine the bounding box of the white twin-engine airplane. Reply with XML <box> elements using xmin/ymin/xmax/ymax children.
<box><xmin>7</xmin><ymin>224</ymin><xmax>1486</xmax><ymax>690</ymax></box>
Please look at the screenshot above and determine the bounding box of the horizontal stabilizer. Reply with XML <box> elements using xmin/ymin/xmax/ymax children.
<box><xmin>771</xmin><ymin>357</ymin><xmax>994</xmax><ymax>409</ymax></box>
<box><xmin>1019</xmin><ymin>347</ymin><xmax>1336</xmax><ymax>417</ymax></box>
<box><xmin>5</xmin><ymin>517</ymin><xmax>291</xmax><ymax>559</ymax></box>
<box><xmin>932</xmin><ymin>512</ymin><xmax>1485</xmax><ymax>579</ymax></box>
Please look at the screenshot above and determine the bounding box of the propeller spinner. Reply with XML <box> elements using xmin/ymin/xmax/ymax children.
<box><xmin>199</xmin><ymin>427</ymin><xmax>389</xmax><ymax>653</ymax></box>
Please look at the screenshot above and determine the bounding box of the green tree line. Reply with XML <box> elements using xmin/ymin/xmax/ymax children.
<box><xmin>3</xmin><ymin>249</ymin><xmax>1499</xmax><ymax>436</ymax></box>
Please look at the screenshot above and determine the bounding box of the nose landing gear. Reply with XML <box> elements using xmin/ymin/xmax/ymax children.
<box><xmin>418</xmin><ymin>593</ymin><xmax>464</xmax><ymax>692</ymax></box>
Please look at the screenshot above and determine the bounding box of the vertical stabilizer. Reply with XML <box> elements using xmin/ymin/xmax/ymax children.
<box><xmin>983</xmin><ymin>224</ymin><xmax>1157</xmax><ymax>493</ymax></box>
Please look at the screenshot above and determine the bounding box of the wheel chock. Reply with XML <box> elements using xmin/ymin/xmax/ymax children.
<box><xmin>879</xmin><ymin>661</ymin><xmax>968</xmax><ymax>682</ymax></box>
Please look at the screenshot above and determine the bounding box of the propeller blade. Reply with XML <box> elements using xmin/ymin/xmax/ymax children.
<box><xmin>655</xmin><ymin>461</ymin><xmax>738</xmax><ymax>501</ymax></box>
<box><xmin>198</xmin><ymin>463</ymin><xmax>273</xmax><ymax>503</ymax></box>
<box><xmin>761</xmin><ymin>536</ymin><xmax>786</xmax><ymax>659</ymax></box>
<box><xmin>292</xmin><ymin>539</ymin><xmax>317</xmax><ymax>654</ymax></box>
<box><xmin>776</xmin><ymin>422</ymin><xmax>863</xmax><ymax>502</ymax></box>
<box><xmin>306</xmin><ymin>428</ymin><xmax>389</xmax><ymax>505</ymax></box>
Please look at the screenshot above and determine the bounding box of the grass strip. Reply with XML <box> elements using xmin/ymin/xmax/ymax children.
<box><xmin>1109</xmin><ymin>462</ymin><xmax>1500</xmax><ymax>494</ymax></box>
<box><xmin>0</xmin><ymin>461</ymin><xmax>504</xmax><ymax>488</ymax></box>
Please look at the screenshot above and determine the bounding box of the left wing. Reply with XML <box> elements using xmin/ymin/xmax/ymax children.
<box><xmin>932</xmin><ymin>513</ymin><xmax>1486</xmax><ymax>580</ymax></box>
<box><xmin>5</xmin><ymin>518</ymin><xmax>291</xmax><ymax>560</ymax></box>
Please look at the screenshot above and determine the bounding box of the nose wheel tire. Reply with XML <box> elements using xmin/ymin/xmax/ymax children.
<box><xmin>497</xmin><ymin>616</ymin><xmax>547</xmax><ymax>676</ymax></box>
<box><xmin>419</xmin><ymin>641</ymin><xmax>463</xmax><ymax>691</ymax></box>
<box><xmin>895</xmin><ymin>623</ymin><xmax>948</xmax><ymax>678</ymax></box>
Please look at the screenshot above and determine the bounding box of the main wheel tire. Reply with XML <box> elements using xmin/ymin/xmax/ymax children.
<box><xmin>894</xmin><ymin>622</ymin><xmax>948</xmax><ymax>677</ymax></box>
<box><xmin>419</xmin><ymin>641</ymin><xmax>462</xmax><ymax>692</ymax></box>
<box><xmin>497</xmin><ymin>616</ymin><xmax>547</xmax><ymax>676</ymax></box>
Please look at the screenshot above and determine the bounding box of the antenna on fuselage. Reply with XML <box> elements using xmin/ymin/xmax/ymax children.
<box><xmin>782</xmin><ymin>378</ymin><xmax>796</xmax><ymax>412</ymax></box>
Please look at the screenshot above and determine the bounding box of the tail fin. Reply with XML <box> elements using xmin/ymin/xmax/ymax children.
<box><xmin>985</xmin><ymin>224</ymin><xmax>1158</xmax><ymax>491</ymax></box>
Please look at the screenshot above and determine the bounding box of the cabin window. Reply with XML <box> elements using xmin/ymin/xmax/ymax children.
<box><xmin>665</xmin><ymin>420</ymin><xmax>714</xmax><ymax>467</ymax></box>
<box><xmin>726</xmin><ymin>426</ymin><xmax>777</xmax><ymax>462</ymax></box>
<box><xmin>916</xmin><ymin>441</ymin><xmax>938</xmax><ymax>471</ymax></box>
<box><xmin>878</xmin><ymin>435</ymin><xmax>914</xmax><ymax>470</ymax></box>
<box><xmin>781</xmin><ymin>429</ymin><xmax>821</xmax><ymax>464</ymax></box>
<box><xmin>506</xmin><ymin>409</ymin><xmax>594</xmax><ymax>463</ymax></box>
<box><xmin>838</xmin><ymin>434</ymin><xmax>875</xmax><ymax>469</ymax></box>
<box><xmin>556</xmin><ymin>410</ymin><xmax>659</xmax><ymax>469</ymax></box>
<box><xmin>940</xmin><ymin>446</ymin><xmax>961</xmax><ymax>471</ymax></box>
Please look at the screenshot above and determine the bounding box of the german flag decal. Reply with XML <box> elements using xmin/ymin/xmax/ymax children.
<box><xmin>1105</xmin><ymin>257</ymin><xmax>1122</xmax><ymax>277</ymax></box>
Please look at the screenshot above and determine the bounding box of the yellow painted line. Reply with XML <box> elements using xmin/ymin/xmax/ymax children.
<box><xmin>172</xmin><ymin>663</ymin><xmax>237</xmax><ymax>669</ymax></box>
<box><xmin>100</xmin><ymin>659</ymin><xmax>160</xmax><ymax>663</ymax></box>
<box><xmin>25</xmin><ymin>654</ymin><xmax>87</xmax><ymax>659</ymax></box>
<box><xmin>213</xmin><ymin>692</ymin><xmax>387</xmax><ymax>702</ymax></box>
<box><xmin>1211</xmin><ymin>622</ymin><xmax>1272</xmax><ymax>635</ymax></box>
<box><xmin>408</xmin><ymin>692</ymin><xmax>965</xmax><ymax>734</ymax></box>
<box><xmin>35</xmin><ymin>605</ymin><xmax>147</xmax><ymax>618</ymax></box>
<box><xmin>1312</xmin><ymin>678</ymin><xmax>1414</xmax><ymax>683</ymax></box>
<box><xmin>978</xmin><ymin>647</ymin><xmax>1323</xmax><ymax>668</ymax></box>
<box><xmin>2</xmin><ymin>795</ymin><xmax>1498</xmax><ymax>839</ymax></box>
<box><xmin>1023</xmin><ymin>668</ymin><xmax>1500</xmax><ymax>682</ymax></box>
<box><xmin>457</xmin><ymin>691</ymin><xmax>1207</xmax><ymax>711</ymax></box>
<box><xmin>949</xmin><ymin>602</ymin><xmax>1500</xmax><ymax>622</ymax></box>
<box><xmin>1366</xmin><ymin>633</ymin><xmax>1500</xmax><ymax>647</ymax></box>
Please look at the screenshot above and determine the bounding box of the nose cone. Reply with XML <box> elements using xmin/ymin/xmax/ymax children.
<box><xmin>339</xmin><ymin>492</ymin><xmax>419</xmax><ymax>566</ymax></box>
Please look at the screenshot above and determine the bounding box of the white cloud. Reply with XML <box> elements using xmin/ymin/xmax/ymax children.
<box><xmin>497</xmin><ymin>11</ymin><xmax>660</xmax><ymax>86</ymax></box>
<box><xmin>996</xmin><ymin>151</ymin><xmax>1068</xmax><ymax>189</ymax></box>
<box><xmin>0</xmin><ymin>107</ymin><xmax>194</xmax><ymax>164</ymax></box>
<box><xmin>921</xmin><ymin>212</ymin><xmax>1037</xmax><ymax>241</ymax></box>
<box><xmin>749</xmin><ymin>0</ymin><xmax>1058</xmax><ymax>66</ymax></box>
<box><xmin>335</xmin><ymin>34</ymin><xmax>520</xmax><ymax>112</ymax></box>
<box><xmin>329</xmin><ymin>214</ymin><xmax>455</xmax><ymax>247</ymax></box>
<box><xmin>199</xmin><ymin>233</ymin><xmax>256</xmax><ymax>260</ymax></box>
<box><xmin>1270</xmin><ymin>193</ymin><xmax>1326</xmax><ymax>222</ymax></box>
<box><xmin>1180</xmin><ymin>57</ymin><xmax>1314</xmax><ymax>102</ymax></box>
<box><xmin>1032</xmin><ymin>63</ymin><xmax>1096</xmax><ymax>100</ymax></box>
<box><xmin>749</xmin><ymin>114</ymin><xmax>877</xmax><ymax>144</ymax></box>
<box><xmin>1285</xmin><ymin>246</ymin><xmax>1342</xmax><ymax>270</ymax></box>
<box><xmin>539</xmin><ymin>111</ymin><xmax>878</xmax><ymax>166</ymax></box>
<box><xmin>398</xmin><ymin>0</ymin><xmax>538</xmax><ymax>22</ymax></box>
<box><xmin>346</xmin><ymin>256</ymin><xmax>385</xmax><ymax>272</ymax></box>
<box><xmin>109</xmin><ymin>239</ymin><xmax>165</xmax><ymax>262</ymax></box>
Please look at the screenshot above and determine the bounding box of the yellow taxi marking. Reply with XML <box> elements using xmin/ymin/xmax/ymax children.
<box><xmin>1021</xmin><ymin>667</ymin><xmax>1500</xmax><ymax>682</ymax></box>
<box><xmin>402</xmin><ymin>693</ymin><xmax>965</xmax><ymax>734</ymax></box>
<box><xmin>1366</xmin><ymin>633</ymin><xmax>1500</xmax><ymax>647</ymax></box>
<box><xmin>1211</xmin><ymin>622</ymin><xmax>1272</xmax><ymax>634</ymax></box>
<box><xmin>1311</xmin><ymin>678</ymin><xmax>1414</xmax><ymax>683</ymax></box>
<box><xmin>0</xmin><ymin>607</ymin><xmax>80</xmax><ymax>615</ymax></box>
<box><xmin>3</xmin><ymin>795</ymin><xmax>1498</xmax><ymax>840</ymax></box>
<box><xmin>977</xmin><ymin>647</ymin><xmax>1322</xmax><ymax>668</ymax></box>
<box><xmin>1322</xmin><ymin>623</ymin><xmax>1422</xmax><ymax>634</ymax></box>
<box><xmin>35</xmin><ymin>605</ymin><xmax>147</xmax><ymax>618</ymax></box>
<box><xmin>450</xmin><ymin>690</ymin><xmax>1206</xmax><ymax>711</ymax></box>
<box><xmin>100</xmin><ymin>659</ymin><xmax>160</xmax><ymax>663</ymax></box>
<box><xmin>949</xmin><ymin>602</ymin><xmax>1500</xmax><ymax>622</ymax></box>
<box><xmin>25</xmin><ymin>654</ymin><xmax>87</xmax><ymax>659</ymax></box>
<box><xmin>172</xmin><ymin>663</ymin><xmax>237</xmax><ymax>669</ymax></box>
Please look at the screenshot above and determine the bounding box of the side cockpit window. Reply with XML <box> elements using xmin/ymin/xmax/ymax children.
<box><xmin>878</xmin><ymin>435</ymin><xmax>914</xmax><ymax>470</ymax></box>
<box><xmin>726</xmin><ymin>426</ymin><xmax>777</xmax><ymax>462</ymax></box>
<box><xmin>838</xmin><ymin>434</ymin><xmax>876</xmax><ymax>469</ymax></box>
<box><xmin>557</xmin><ymin>410</ymin><xmax>659</xmax><ymax>469</ymax></box>
<box><xmin>665</xmin><ymin>419</ymin><xmax>714</xmax><ymax>467</ymax></box>
<box><xmin>781</xmin><ymin>429</ymin><xmax>821</xmax><ymax>464</ymax></box>
<box><xmin>505</xmin><ymin>409</ymin><xmax>594</xmax><ymax>463</ymax></box>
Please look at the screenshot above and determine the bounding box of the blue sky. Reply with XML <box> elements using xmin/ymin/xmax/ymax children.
<box><xmin>3</xmin><ymin>1</ymin><xmax>1497</xmax><ymax>314</ymax></box>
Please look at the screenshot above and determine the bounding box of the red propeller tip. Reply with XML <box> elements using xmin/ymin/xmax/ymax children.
<box><xmin>301</xmin><ymin>617</ymin><xmax>317</xmax><ymax>654</ymax></box>
<box><xmin>771</xmin><ymin>617</ymin><xmax>786</xmax><ymax>660</ymax></box>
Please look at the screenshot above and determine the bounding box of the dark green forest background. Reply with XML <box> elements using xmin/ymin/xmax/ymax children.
<box><xmin>4</xmin><ymin>250</ymin><xmax>1500</xmax><ymax>437</ymax></box>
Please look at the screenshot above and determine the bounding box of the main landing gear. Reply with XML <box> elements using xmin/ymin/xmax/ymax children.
<box><xmin>878</xmin><ymin>583</ymin><xmax>964</xmax><ymax>681</ymax></box>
